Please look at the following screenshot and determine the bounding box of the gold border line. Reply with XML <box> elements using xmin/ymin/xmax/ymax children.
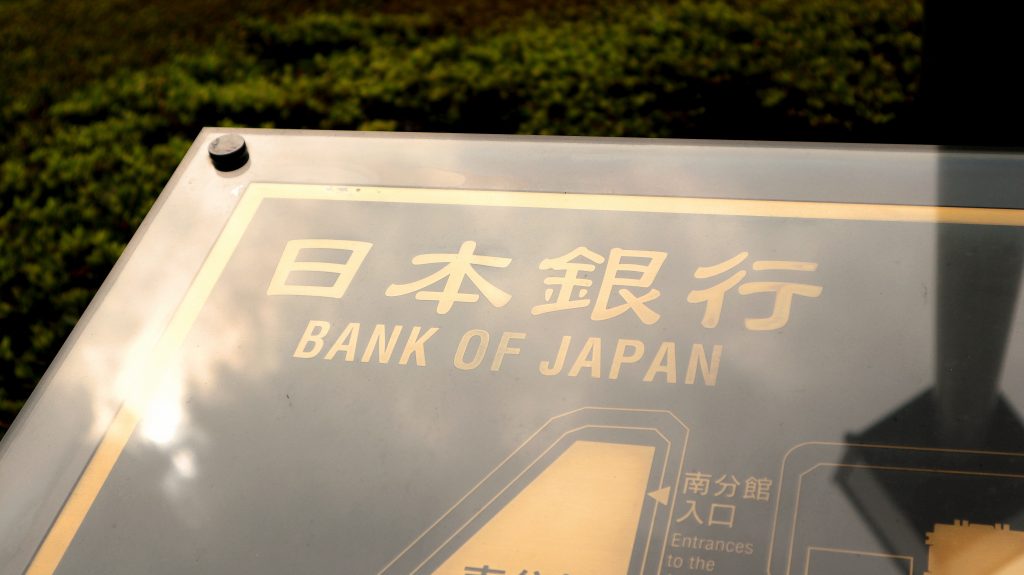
<box><xmin>257</xmin><ymin>183</ymin><xmax>1024</xmax><ymax>226</ymax></box>
<box><xmin>25</xmin><ymin>189</ymin><xmax>269</xmax><ymax>575</ymax></box>
<box><xmin>25</xmin><ymin>184</ymin><xmax>1024</xmax><ymax>575</ymax></box>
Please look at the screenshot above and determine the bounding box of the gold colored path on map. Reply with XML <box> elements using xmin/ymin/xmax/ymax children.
<box><xmin>926</xmin><ymin>521</ymin><xmax>1024</xmax><ymax>575</ymax></box>
<box><xmin>432</xmin><ymin>441</ymin><xmax>656</xmax><ymax>575</ymax></box>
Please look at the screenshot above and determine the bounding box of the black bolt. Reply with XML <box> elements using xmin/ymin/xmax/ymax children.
<box><xmin>208</xmin><ymin>134</ymin><xmax>249</xmax><ymax>172</ymax></box>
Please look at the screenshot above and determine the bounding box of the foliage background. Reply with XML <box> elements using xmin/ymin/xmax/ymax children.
<box><xmin>0</xmin><ymin>0</ymin><xmax>923</xmax><ymax>435</ymax></box>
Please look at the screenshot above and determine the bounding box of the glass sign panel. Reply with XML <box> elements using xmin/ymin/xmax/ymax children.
<box><xmin>3</xmin><ymin>131</ymin><xmax>1024</xmax><ymax>575</ymax></box>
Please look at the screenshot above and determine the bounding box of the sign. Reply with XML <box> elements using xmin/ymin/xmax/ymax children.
<box><xmin>2</xmin><ymin>131</ymin><xmax>1024</xmax><ymax>575</ymax></box>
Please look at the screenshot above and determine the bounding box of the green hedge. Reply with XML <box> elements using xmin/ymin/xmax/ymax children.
<box><xmin>0</xmin><ymin>0</ymin><xmax>922</xmax><ymax>432</ymax></box>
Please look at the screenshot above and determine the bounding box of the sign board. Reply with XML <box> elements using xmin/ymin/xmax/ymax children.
<box><xmin>3</xmin><ymin>130</ymin><xmax>1024</xmax><ymax>575</ymax></box>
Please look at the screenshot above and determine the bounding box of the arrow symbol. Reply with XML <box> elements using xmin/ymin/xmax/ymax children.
<box><xmin>647</xmin><ymin>486</ymin><xmax>671</xmax><ymax>506</ymax></box>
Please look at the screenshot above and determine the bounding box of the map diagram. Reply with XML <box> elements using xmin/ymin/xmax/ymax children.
<box><xmin>769</xmin><ymin>443</ymin><xmax>1024</xmax><ymax>575</ymax></box>
<box><xmin>378</xmin><ymin>408</ymin><xmax>688</xmax><ymax>575</ymax></box>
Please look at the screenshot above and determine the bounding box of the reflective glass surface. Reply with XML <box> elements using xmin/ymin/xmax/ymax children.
<box><xmin>2</xmin><ymin>130</ymin><xmax>1024</xmax><ymax>575</ymax></box>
